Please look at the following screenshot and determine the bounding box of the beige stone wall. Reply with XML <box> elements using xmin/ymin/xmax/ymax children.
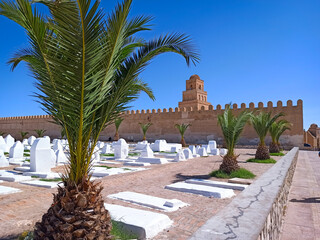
<box><xmin>0</xmin><ymin>99</ymin><xmax>304</xmax><ymax>146</ymax></box>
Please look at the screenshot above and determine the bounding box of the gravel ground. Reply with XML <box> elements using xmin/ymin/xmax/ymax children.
<box><xmin>0</xmin><ymin>148</ymin><xmax>283</xmax><ymax>239</ymax></box>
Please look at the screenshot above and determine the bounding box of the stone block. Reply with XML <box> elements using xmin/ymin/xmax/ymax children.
<box><xmin>173</xmin><ymin>150</ymin><xmax>186</xmax><ymax>162</ymax></box>
<box><xmin>108</xmin><ymin>191</ymin><xmax>188</xmax><ymax>212</ymax></box>
<box><xmin>114</xmin><ymin>139</ymin><xmax>129</xmax><ymax>159</ymax></box>
<box><xmin>197</xmin><ymin>147</ymin><xmax>208</xmax><ymax>156</ymax></box>
<box><xmin>165</xmin><ymin>182</ymin><xmax>235</xmax><ymax>198</ymax></box>
<box><xmin>0</xmin><ymin>185</ymin><xmax>21</xmax><ymax>195</ymax></box>
<box><xmin>20</xmin><ymin>180</ymin><xmax>62</xmax><ymax>188</ymax></box>
<box><xmin>136</xmin><ymin>157</ymin><xmax>168</xmax><ymax>164</ymax></box>
<box><xmin>30</xmin><ymin>137</ymin><xmax>52</xmax><ymax>172</ymax></box>
<box><xmin>9</xmin><ymin>141</ymin><xmax>24</xmax><ymax>160</ymax></box>
<box><xmin>104</xmin><ymin>203</ymin><xmax>173</xmax><ymax>239</ymax></box>
<box><xmin>140</xmin><ymin>144</ymin><xmax>154</xmax><ymax>158</ymax></box>
<box><xmin>183</xmin><ymin>148</ymin><xmax>193</xmax><ymax>159</ymax></box>
<box><xmin>185</xmin><ymin>179</ymin><xmax>248</xmax><ymax>191</ymax></box>
<box><xmin>0</xmin><ymin>150</ymin><xmax>9</xmax><ymax>167</ymax></box>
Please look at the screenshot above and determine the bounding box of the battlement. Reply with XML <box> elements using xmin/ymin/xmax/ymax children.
<box><xmin>0</xmin><ymin>99</ymin><xmax>303</xmax><ymax>120</ymax></box>
<box><xmin>123</xmin><ymin>99</ymin><xmax>302</xmax><ymax>115</ymax></box>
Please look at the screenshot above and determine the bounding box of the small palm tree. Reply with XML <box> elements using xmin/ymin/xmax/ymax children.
<box><xmin>218</xmin><ymin>106</ymin><xmax>251</xmax><ymax>173</ymax></box>
<box><xmin>251</xmin><ymin>111</ymin><xmax>284</xmax><ymax>159</ymax></box>
<box><xmin>20</xmin><ymin>131</ymin><xmax>29</xmax><ymax>140</ymax></box>
<box><xmin>269</xmin><ymin>120</ymin><xmax>291</xmax><ymax>153</ymax></box>
<box><xmin>114</xmin><ymin>118</ymin><xmax>124</xmax><ymax>141</ymax></box>
<box><xmin>0</xmin><ymin>0</ymin><xmax>199</xmax><ymax>237</ymax></box>
<box><xmin>34</xmin><ymin>129</ymin><xmax>46</xmax><ymax>137</ymax></box>
<box><xmin>139</xmin><ymin>122</ymin><xmax>152</xmax><ymax>141</ymax></box>
<box><xmin>175</xmin><ymin>123</ymin><xmax>191</xmax><ymax>147</ymax></box>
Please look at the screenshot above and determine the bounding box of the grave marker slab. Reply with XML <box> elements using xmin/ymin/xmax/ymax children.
<box><xmin>165</xmin><ymin>182</ymin><xmax>235</xmax><ymax>198</ymax></box>
<box><xmin>30</xmin><ymin>138</ymin><xmax>52</xmax><ymax>172</ymax></box>
<box><xmin>108</xmin><ymin>191</ymin><xmax>188</xmax><ymax>212</ymax></box>
<box><xmin>185</xmin><ymin>179</ymin><xmax>247</xmax><ymax>191</ymax></box>
<box><xmin>104</xmin><ymin>203</ymin><xmax>173</xmax><ymax>239</ymax></box>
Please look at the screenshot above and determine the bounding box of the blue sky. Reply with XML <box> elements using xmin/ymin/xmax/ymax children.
<box><xmin>0</xmin><ymin>0</ymin><xmax>319</xmax><ymax>129</ymax></box>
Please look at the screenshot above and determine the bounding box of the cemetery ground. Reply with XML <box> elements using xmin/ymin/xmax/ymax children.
<box><xmin>0</xmin><ymin>149</ymin><xmax>282</xmax><ymax>240</ymax></box>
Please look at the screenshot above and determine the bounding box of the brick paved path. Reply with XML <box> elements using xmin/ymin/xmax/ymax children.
<box><xmin>280</xmin><ymin>151</ymin><xmax>320</xmax><ymax>240</ymax></box>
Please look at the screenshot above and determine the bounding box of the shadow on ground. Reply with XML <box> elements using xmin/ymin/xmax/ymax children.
<box><xmin>290</xmin><ymin>197</ymin><xmax>320</xmax><ymax>203</ymax></box>
<box><xmin>172</xmin><ymin>173</ymin><xmax>211</xmax><ymax>183</ymax></box>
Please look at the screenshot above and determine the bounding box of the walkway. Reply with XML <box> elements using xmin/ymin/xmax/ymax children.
<box><xmin>280</xmin><ymin>150</ymin><xmax>320</xmax><ymax>240</ymax></box>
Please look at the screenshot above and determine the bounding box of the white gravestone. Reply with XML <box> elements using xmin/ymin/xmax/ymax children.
<box><xmin>211</xmin><ymin>148</ymin><xmax>220</xmax><ymax>155</ymax></box>
<box><xmin>101</xmin><ymin>144</ymin><xmax>112</xmax><ymax>154</ymax></box>
<box><xmin>9</xmin><ymin>141</ymin><xmax>24</xmax><ymax>160</ymax></box>
<box><xmin>198</xmin><ymin>147</ymin><xmax>208</xmax><ymax>157</ymax></box>
<box><xmin>208</xmin><ymin>140</ymin><xmax>217</xmax><ymax>150</ymax></box>
<box><xmin>140</xmin><ymin>144</ymin><xmax>154</xmax><ymax>158</ymax></box>
<box><xmin>0</xmin><ymin>136</ymin><xmax>8</xmax><ymax>152</ymax></box>
<box><xmin>173</xmin><ymin>150</ymin><xmax>186</xmax><ymax>162</ymax></box>
<box><xmin>53</xmin><ymin>140</ymin><xmax>63</xmax><ymax>152</ymax></box>
<box><xmin>219</xmin><ymin>148</ymin><xmax>228</xmax><ymax>156</ymax></box>
<box><xmin>114</xmin><ymin>139</ymin><xmax>129</xmax><ymax>159</ymax></box>
<box><xmin>202</xmin><ymin>144</ymin><xmax>211</xmax><ymax>154</ymax></box>
<box><xmin>135</xmin><ymin>140</ymin><xmax>148</xmax><ymax>150</ymax></box>
<box><xmin>28</xmin><ymin>136</ymin><xmax>36</xmax><ymax>146</ymax></box>
<box><xmin>50</xmin><ymin>149</ymin><xmax>56</xmax><ymax>167</ymax></box>
<box><xmin>56</xmin><ymin>149</ymin><xmax>68</xmax><ymax>164</ymax></box>
<box><xmin>44</xmin><ymin>136</ymin><xmax>51</xmax><ymax>144</ymax></box>
<box><xmin>22</xmin><ymin>139</ymin><xmax>28</xmax><ymax>145</ymax></box>
<box><xmin>97</xmin><ymin>142</ymin><xmax>105</xmax><ymax>149</ymax></box>
<box><xmin>30</xmin><ymin>137</ymin><xmax>52</xmax><ymax>172</ymax></box>
<box><xmin>151</xmin><ymin>140</ymin><xmax>168</xmax><ymax>152</ymax></box>
<box><xmin>189</xmin><ymin>145</ymin><xmax>196</xmax><ymax>155</ymax></box>
<box><xmin>183</xmin><ymin>148</ymin><xmax>193</xmax><ymax>159</ymax></box>
<box><xmin>4</xmin><ymin>135</ymin><xmax>15</xmax><ymax>149</ymax></box>
<box><xmin>0</xmin><ymin>150</ymin><xmax>9</xmax><ymax>167</ymax></box>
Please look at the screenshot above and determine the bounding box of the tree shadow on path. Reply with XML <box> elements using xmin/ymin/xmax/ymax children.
<box><xmin>290</xmin><ymin>197</ymin><xmax>320</xmax><ymax>203</ymax></box>
<box><xmin>172</xmin><ymin>173</ymin><xmax>211</xmax><ymax>183</ymax></box>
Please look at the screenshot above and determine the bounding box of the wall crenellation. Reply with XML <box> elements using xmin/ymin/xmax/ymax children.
<box><xmin>0</xmin><ymin>99</ymin><xmax>303</xmax><ymax>120</ymax></box>
<box><xmin>120</xmin><ymin>99</ymin><xmax>302</xmax><ymax>115</ymax></box>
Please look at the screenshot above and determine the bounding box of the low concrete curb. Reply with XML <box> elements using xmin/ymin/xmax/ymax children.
<box><xmin>189</xmin><ymin>147</ymin><xmax>299</xmax><ymax>240</ymax></box>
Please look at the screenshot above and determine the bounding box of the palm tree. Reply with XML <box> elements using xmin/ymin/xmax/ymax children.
<box><xmin>269</xmin><ymin>120</ymin><xmax>291</xmax><ymax>153</ymax></box>
<box><xmin>251</xmin><ymin>111</ymin><xmax>284</xmax><ymax>160</ymax></box>
<box><xmin>114</xmin><ymin>118</ymin><xmax>124</xmax><ymax>141</ymax></box>
<box><xmin>20</xmin><ymin>131</ymin><xmax>29</xmax><ymax>140</ymax></box>
<box><xmin>0</xmin><ymin>0</ymin><xmax>199</xmax><ymax>238</ymax></box>
<box><xmin>34</xmin><ymin>129</ymin><xmax>46</xmax><ymax>137</ymax></box>
<box><xmin>175</xmin><ymin>123</ymin><xmax>191</xmax><ymax>147</ymax></box>
<box><xmin>139</xmin><ymin>122</ymin><xmax>152</xmax><ymax>141</ymax></box>
<box><xmin>217</xmin><ymin>106</ymin><xmax>251</xmax><ymax>173</ymax></box>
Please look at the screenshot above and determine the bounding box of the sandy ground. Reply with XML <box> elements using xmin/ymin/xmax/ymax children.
<box><xmin>0</xmin><ymin>149</ymin><xmax>282</xmax><ymax>239</ymax></box>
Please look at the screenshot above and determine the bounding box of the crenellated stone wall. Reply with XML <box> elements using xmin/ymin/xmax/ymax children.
<box><xmin>0</xmin><ymin>99</ymin><xmax>304</xmax><ymax>146</ymax></box>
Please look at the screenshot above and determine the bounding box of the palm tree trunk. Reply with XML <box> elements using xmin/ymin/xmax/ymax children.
<box><xmin>34</xmin><ymin>181</ymin><xmax>112</xmax><ymax>239</ymax></box>
<box><xmin>143</xmin><ymin>135</ymin><xmax>146</xmax><ymax>141</ymax></box>
<box><xmin>180</xmin><ymin>137</ymin><xmax>186</xmax><ymax>147</ymax></box>
<box><xmin>255</xmin><ymin>144</ymin><xmax>270</xmax><ymax>159</ymax></box>
<box><xmin>114</xmin><ymin>131</ymin><xmax>119</xmax><ymax>141</ymax></box>
<box><xmin>269</xmin><ymin>142</ymin><xmax>280</xmax><ymax>153</ymax></box>
<box><xmin>219</xmin><ymin>155</ymin><xmax>240</xmax><ymax>174</ymax></box>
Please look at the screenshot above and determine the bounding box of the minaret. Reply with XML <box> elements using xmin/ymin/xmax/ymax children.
<box><xmin>178</xmin><ymin>74</ymin><xmax>211</xmax><ymax>110</ymax></box>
